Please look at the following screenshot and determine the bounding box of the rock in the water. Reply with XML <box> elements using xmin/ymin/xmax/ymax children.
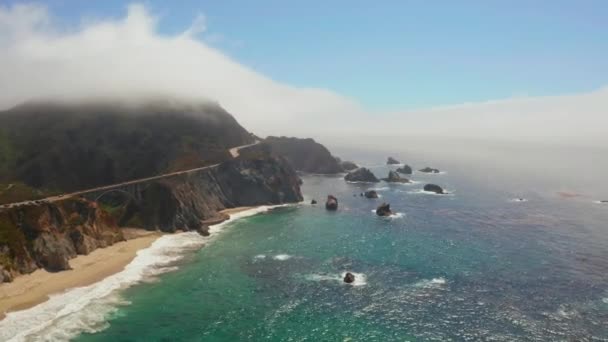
<box><xmin>376</xmin><ymin>202</ymin><xmax>393</xmax><ymax>216</ymax></box>
<box><xmin>364</xmin><ymin>190</ymin><xmax>378</xmax><ymax>199</ymax></box>
<box><xmin>311</xmin><ymin>199</ymin><xmax>317</xmax><ymax>205</ymax></box>
<box><xmin>196</xmin><ymin>225</ymin><xmax>210</xmax><ymax>236</ymax></box>
<box><xmin>600</xmin><ymin>200</ymin><xmax>608</xmax><ymax>203</ymax></box>
<box><xmin>396</xmin><ymin>165</ymin><xmax>413</xmax><ymax>174</ymax></box>
<box><xmin>387</xmin><ymin>157</ymin><xmax>400</xmax><ymax>165</ymax></box>
<box><xmin>382</xmin><ymin>170</ymin><xmax>410</xmax><ymax>183</ymax></box>
<box><xmin>424</xmin><ymin>184</ymin><xmax>445</xmax><ymax>194</ymax></box>
<box><xmin>344</xmin><ymin>168</ymin><xmax>379</xmax><ymax>183</ymax></box>
<box><xmin>419</xmin><ymin>167</ymin><xmax>440</xmax><ymax>173</ymax></box>
<box><xmin>340</xmin><ymin>160</ymin><xmax>359</xmax><ymax>171</ymax></box>
<box><xmin>344</xmin><ymin>272</ymin><xmax>355</xmax><ymax>283</ymax></box>
<box><xmin>326</xmin><ymin>195</ymin><xmax>338</xmax><ymax>210</ymax></box>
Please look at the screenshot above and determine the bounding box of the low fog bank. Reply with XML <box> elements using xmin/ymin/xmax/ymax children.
<box><xmin>328</xmin><ymin>135</ymin><xmax>608</xmax><ymax>199</ymax></box>
<box><xmin>1</xmin><ymin>3</ymin><xmax>607</xmax><ymax>147</ymax></box>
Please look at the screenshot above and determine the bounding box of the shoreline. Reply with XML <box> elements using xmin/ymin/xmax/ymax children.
<box><xmin>0</xmin><ymin>229</ymin><xmax>162</xmax><ymax>320</ymax></box>
<box><xmin>0</xmin><ymin>206</ymin><xmax>266</xmax><ymax>321</ymax></box>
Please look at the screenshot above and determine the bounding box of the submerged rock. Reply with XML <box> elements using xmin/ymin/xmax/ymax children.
<box><xmin>343</xmin><ymin>272</ymin><xmax>355</xmax><ymax>283</ymax></box>
<box><xmin>344</xmin><ymin>168</ymin><xmax>379</xmax><ymax>183</ymax></box>
<box><xmin>396</xmin><ymin>165</ymin><xmax>413</xmax><ymax>175</ymax></box>
<box><xmin>382</xmin><ymin>171</ymin><xmax>410</xmax><ymax>183</ymax></box>
<box><xmin>376</xmin><ymin>202</ymin><xmax>393</xmax><ymax>216</ymax></box>
<box><xmin>387</xmin><ymin>157</ymin><xmax>400</xmax><ymax>165</ymax></box>
<box><xmin>326</xmin><ymin>195</ymin><xmax>338</xmax><ymax>211</ymax></box>
<box><xmin>311</xmin><ymin>199</ymin><xmax>317</xmax><ymax>205</ymax></box>
<box><xmin>364</xmin><ymin>190</ymin><xmax>378</xmax><ymax>199</ymax></box>
<box><xmin>419</xmin><ymin>167</ymin><xmax>440</xmax><ymax>173</ymax></box>
<box><xmin>424</xmin><ymin>184</ymin><xmax>445</xmax><ymax>194</ymax></box>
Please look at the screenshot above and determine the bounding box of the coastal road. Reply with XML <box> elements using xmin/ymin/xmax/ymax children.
<box><xmin>0</xmin><ymin>141</ymin><xmax>260</xmax><ymax>211</ymax></box>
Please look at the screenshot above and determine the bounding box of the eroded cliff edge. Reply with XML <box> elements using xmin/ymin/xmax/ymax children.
<box><xmin>0</xmin><ymin>153</ymin><xmax>303</xmax><ymax>283</ymax></box>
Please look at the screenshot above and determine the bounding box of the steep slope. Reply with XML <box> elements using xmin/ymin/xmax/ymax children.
<box><xmin>263</xmin><ymin>136</ymin><xmax>344</xmax><ymax>174</ymax></box>
<box><xmin>0</xmin><ymin>99</ymin><xmax>254</xmax><ymax>192</ymax></box>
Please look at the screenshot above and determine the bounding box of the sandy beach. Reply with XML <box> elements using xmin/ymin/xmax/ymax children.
<box><xmin>0</xmin><ymin>229</ymin><xmax>162</xmax><ymax>320</ymax></box>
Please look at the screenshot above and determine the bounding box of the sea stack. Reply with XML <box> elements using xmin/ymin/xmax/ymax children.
<box><xmin>343</xmin><ymin>272</ymin><xmax>355</xmax><ymax>283</ymax></box>
<box><xmin>326</xmin><ymin>195</ymin><xmax>338</xmax><ymax>210</ymax></box>
<box><xmin>344</xmin><ymin>168</ymin><xmax>380</xmax><ymax>183</ymax></box>
<box><xmin>387</xmin><ymin>157</ymin><xmax>400</xmax><ymax>165</ymax></box>
<box><xmin>396</xmin><ymin>165</ymin><xmax>413</xmax><ymax>174</ymax></box>
<box><xmin>424</xmin><ymin>184</ymin><xmax>445</xmax><ymax>194</ymax></box>
<box><xmin>311</xmin><ymin>199</ymin><xmax>317</xmax><ymax>205</ymax></box>
<box><xmin>382</xmin><ymin>171</ymin><xmax>410</xmax><ymax>183</ymax></box>
<box><xmin>364</xmin><ymin>190</ymin><xmax>378</xmax><ymax>199</ymax></box>
<box><xmin>340</xmin><ymin>160</ymin><xmax>359</xmax><ymax>171</ymax></box>
<box><xmin>376</xmin><ymin>202</ymin><xmax>393</xmax><ymax>216</ymax></box>
<box><xmin>419</xmin><ymin>167</ymin><xmax>440</xmax><ymax>173</ymax></box>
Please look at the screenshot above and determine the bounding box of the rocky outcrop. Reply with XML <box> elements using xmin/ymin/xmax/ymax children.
<box><xmin>264</xmin><ymin>136</ymin><xmax>344</xmax><ymax>174</ymax></box>
<box><xmin>325</xmin><ymin>195</ymin><xmax>338</xmax><ymax>211</ymax></box>
<box><xmin>311</xmin><ymin>199</ymin><xmax>317</xmax><ymax>205</ymax></box>
<box><xmin>387</xmin><ymin>157</ymin><xmax>400</xmax><ymax>165</ymax></box>
<box><xmin>424</xmin><ymin>184</ymin><xmax>445</xmax><ymax>194</ymax></box>
<box><xmin>419</xmin><ymin>167</ymin><xmax>440</xmax><ymax>173</ymax></box>
<box><xmin>0</xmin><ymin>198</ymin><xmax>124</xmax><ymax>281</ymax></box>
<box><xmin>364</xmin><ymin>190</ymin><xmax>378</xmax><ymax>199</ymax></box>
<box><xmin>344</xmin><ymin>272</ymin><xmax>355</xmax><ymax>283</ymax></box>
<box><xmin>376</xmin><ymin>203</ymin><xmax>393</xmax><ymax>216</ymax></box>
<box><xmin>382</xmin><ymin>171</ymin><xmax>410</xmax><ymax>183</ymax></box>
<box><xmin>344</xmin><ymin>168</ymin><xmax>379</xmax><ymax>183</ymax></box>
<box><xmin>340</xmin><ymin>161</ymin><xmax>358</xmax><ymax>171</ymax></box>
<box><xmin>396</xmin><ymin>165</ymin><xmax>413</xmax><ymax>175</ymax></box>
<box><xmin>121</xmin><ymin>155</ymin><xmax>303</xmax><ymax>233</ymax></box>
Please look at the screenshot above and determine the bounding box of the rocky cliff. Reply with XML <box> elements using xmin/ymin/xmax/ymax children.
<box><xmin>263</xmin><ymin>136</ymin><xmax>344</xmax><ymax>174</ymax></box>
<box><xmin>0</xmin><ymin>198</ymin><xmax>124</xmax><ymax>282</ymax></box>
<box><xmin>118</xmin><ymin>153</ymin><xmax>303</xmax><ymax>233</ymax></box>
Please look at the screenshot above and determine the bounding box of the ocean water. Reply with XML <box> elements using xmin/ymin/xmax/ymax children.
<box><xmin>2</xmin><ymin>148</ymin><xmax>608</xmax><ymax>341</ymax></box>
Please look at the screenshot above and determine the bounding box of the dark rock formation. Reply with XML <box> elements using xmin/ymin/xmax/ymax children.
<box><xmin>263</xmin><ymin>136</ymin><xmax>344</xmax><ymax>174</ymax></box>
<box><xmin>0</xmin><ymin>198</ymin><xmax>124</xmax><ymax>281</ymax></box>
<box><xmin>396</xmin><ymin>165</ymin><xmax>413</xmax><ymax>175</ymax></box>
<box><xmin>382</xmin><ymin>171</ymin><xmax>411</xmax><ymax>183</ymax></box>
<box><xmin>343</xmin><ymin>272</ymin><xmax>355</xmax><ymax>284</ymax></box>
<box><xmin>376</xmin><ymin>202</ymin><xmax>393</xmax><ymax>216</ymax></box>
<box><xmin>311</xmin><ymin>199</ymin><xmax>317</xmax><ymax>205</ymax></box>
<box><xmin>364</xmin><ymin>190</ymin><xmax>378</xmax><ymax>199</ymax></box>
<box><xmin>0</xmin><ymin>99</ymin><xmax>254</xmax><ymax>192</ymax></box>
<box><xmin>325</xmin><ymin>195</ymin><xmax>338</xmax><ymax>211</ymax></box>
<box><xmin>123</xmin><ymin>155</ymin><xmax>303</xmax><ymax>233</ymax></box>
<box><xmin>424</xmin><ymin>184</ymin><xmax>445</xmax><ymax>194</ymax></box>
<box><xmin>600</xmin><ymin>200</ymin><xmax>608</xmax><ymax>203</ymax></box>
<box><xmin>196</xmin><ymin>225</ymin><xmax>210</xmax><ymax>236</ymax></box>
<box><xmin>419</xmin><ymin>167</ymin><xmax>440</xmax><ymax>173</ymax></box>
<box><xmin>340</xmin><ymin>161</ymin><xmax>359</xmax><ymax>171</ymax></box>
<box><xmin>344</xmin><ymin>168</ymin><xmax>379</xmax><ymax>183</ymax></box>
<box><xmin>387</xmin><ymin>157</ymin><xmax>400</xmax><ymax>165</ymax></box>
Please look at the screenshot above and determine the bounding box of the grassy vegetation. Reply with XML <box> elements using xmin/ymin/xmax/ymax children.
<box><xmin>0</xmin><ymin>215</ymin><xmax>27</xmax><ymax>271</ymax></box>
<box><xmin>0</xmin><ymin>182</ymin><xmax>50</xmax><ymax>205</ymax></box>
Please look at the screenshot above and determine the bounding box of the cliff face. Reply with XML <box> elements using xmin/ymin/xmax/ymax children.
<box><xmin>263</xmin><ymin>136</ymin><xmax>344</xmax><ymax>174</ymax></box>
<box><xmin>0</xmin><ymin>199</ymin><xmax>124</xmax><ymax>282</ymax></box>
<box><xmin>0</xmin><ymin>99</ymin><xmax>254</xmax><ymax>191</ymax></box>
<box><xmin>119</xmin><ymin>154</ymin><xmax>303</xmax><ymax>232</ymax></box>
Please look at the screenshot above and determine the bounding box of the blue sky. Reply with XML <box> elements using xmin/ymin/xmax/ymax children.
<box><xmin>5</xmin><ymin>0</ymin><xmax>608</xmax><ymax>111</ymax></box>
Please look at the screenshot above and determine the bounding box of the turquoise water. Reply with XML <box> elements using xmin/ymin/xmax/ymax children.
<box><xmin>69</xmin><ymin>164</ymin><xmax>608</xmax><ymax>341</ymax></box>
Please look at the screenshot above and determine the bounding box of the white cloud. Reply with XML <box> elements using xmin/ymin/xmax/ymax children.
<box><xmin>0</xmin><ymin>3</ymin><xmax>606</xmax><ymax>145</ymax></box>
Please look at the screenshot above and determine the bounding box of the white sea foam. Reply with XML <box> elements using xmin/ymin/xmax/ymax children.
<box><xmin>593</xmin><ymin>200</ymin><xmax>607</xmax><ymax>204</ymax></box>
<box><xmin>0</xmin><ymin>204</ymin><xmax>287</xmax><ymax>342</ymax></box>
<box><xmin>509</xmin><ymin>198</ymin><xmax>528</xmax><ymax>203</ymax></box>
<box><xmin>413</xmin><ymin>277</ymin><xmax>447</xmax><ymax>288</ymax></box>
<box><xmin>273</xmin><ymin>254</ymin><xmax>293</xmax><ymax>261</ymax></box>
<box><xmin>370</xmin><ymin>210</ymin><xmax>406</xmax><ymax>219</ymax></box>
<box><xmin>407</xmin><ymin>189</ymin><xmax>454</xmax><ymax>196</ymax></box>
<box><xmin>306</xmin><ymin>272</ymin><xmax>367</xmax><ymax>287</ymax></box>
<box><xmin>602</xmin><ymin>297</ymin><xmax>608</xmax><ymax>304</ymax></box>
<box><xmin>253</xmin><ymin>254</ymin><xmax>267</xmax><ymax>260</ymax></box>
